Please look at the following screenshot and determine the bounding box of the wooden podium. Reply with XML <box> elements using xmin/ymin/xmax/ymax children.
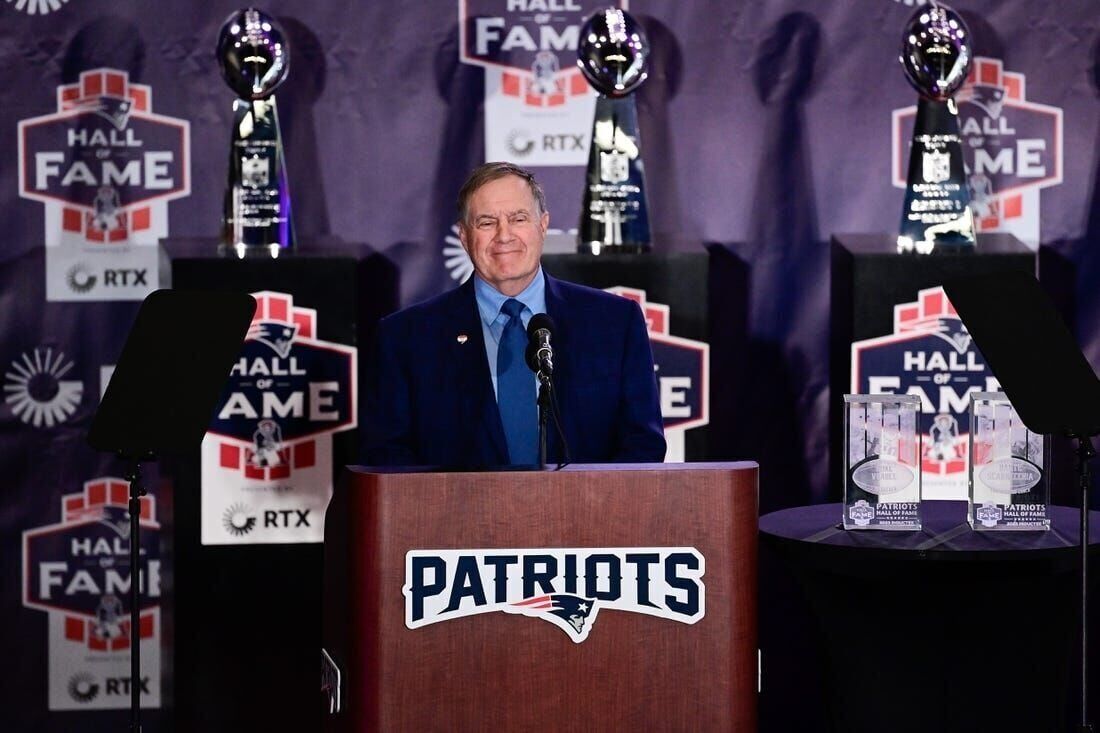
<box><xmin>323</xmin><ymin>463</ymin><xmax>758</xmax><ymax>732</ymax></box>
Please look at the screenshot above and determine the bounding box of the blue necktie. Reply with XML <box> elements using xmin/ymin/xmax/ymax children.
<box><xmin>497</xmin><ymin>298</ymin><xmax>537</xmax><ymax>465</ymax></box>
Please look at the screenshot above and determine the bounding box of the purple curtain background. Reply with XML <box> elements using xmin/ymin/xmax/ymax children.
<box><xmin>1</xmin><ymin>1</ymin><xmax>1097</xmax><ymax>728</ymax></box>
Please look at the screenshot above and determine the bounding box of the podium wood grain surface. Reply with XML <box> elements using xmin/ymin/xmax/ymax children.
<box><xmin>325</xmin><ymin>462</ymin><xmax>758</xmax><ymax>732</ymax></box>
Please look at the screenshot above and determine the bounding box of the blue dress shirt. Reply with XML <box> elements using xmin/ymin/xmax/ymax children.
<box><xmin>473</xmin><ymin>268</ymin><xmax>547</xmax><ymax>399</ymax></box>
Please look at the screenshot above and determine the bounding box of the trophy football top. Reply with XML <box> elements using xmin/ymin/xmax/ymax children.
<box><xmin>898</xmin><ymin>3</ymin><xmax>972</xmax><ymax>101</ymax></box>
<box><xmin>217</xmin><ymin>8</ymin><xmax>290</xmax><ymax>101</ymax></box>
<box><xmin>577</xmin><ymin>8</ymin><xmax>649</xmax><ymax>97</ymax></box>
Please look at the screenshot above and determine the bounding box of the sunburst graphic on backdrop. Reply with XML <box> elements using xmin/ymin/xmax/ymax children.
<box><xmin>4</xmin><ymin>347</ymin><xmax>83</xmax><ymax>428</ymax></box>
<box><xmin>5</xmin><ymin>0</ymin><xmax>71</xmax><ymax>16</ymax></box>
<box><xmin>223</xmin><ymin>503</ymin><xmax>257</xmax><ymax>536</ymax></box>
<box><xmin>67</xmin><ymin>673</ymin><xmax>99</xmax><ymax>703</ymax></box>
<box><xmin>442</xmin><ymin>224</ymin><xmax>474</xmax><ymax>284</ymax></box>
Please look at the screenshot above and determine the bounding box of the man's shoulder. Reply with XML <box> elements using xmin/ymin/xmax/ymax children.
<box><xmin>550</xmin><ymin>275</ymin><xmax>638</xmax><ymax>317</ymax></box>
<box><xmin>550</xmin><ymin>274</ymin><xmax>642</xmax><ymax>325</ymax></box>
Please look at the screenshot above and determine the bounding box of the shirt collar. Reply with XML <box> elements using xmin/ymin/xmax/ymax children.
<box><xmin>474</xmin><ymin>267</ymin><xmax>546</xmax><ymax>327</ymax></box>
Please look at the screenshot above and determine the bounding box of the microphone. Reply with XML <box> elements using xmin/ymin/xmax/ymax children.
<box><xmin>525</xmin><ymin>313</ymin><xmax>556</xmax><ymax>376</ymax></box>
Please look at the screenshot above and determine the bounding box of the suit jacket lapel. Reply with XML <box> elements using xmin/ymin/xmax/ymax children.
<box><xmin>452</xmin><ymin>279</ymin><xmax>508</xmax><ymax>465</ymax></box>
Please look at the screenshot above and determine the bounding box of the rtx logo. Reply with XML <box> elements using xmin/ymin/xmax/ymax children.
<box><xmin>264</xmin><ymin>509</ymin><xmax>310</xmax><ymax>529</ymax></box>
<box><xmin>104</xmin><ymin>268</ymin><xmax>147</xmax><ymax>286</ymax></box>
<box><xmin>105</xmin><ymin>676</ymin><xmax>150</xmax><ymax>696</ymax></box>
<box><xmin>506</xmin><ymin>130</ymin><xmax>585</xmax><ymax>155</ymax></box>
<box><xmin>63</xmin><ymin>265</ymin><xmax>148</xmax><ymax>293</ymax></box>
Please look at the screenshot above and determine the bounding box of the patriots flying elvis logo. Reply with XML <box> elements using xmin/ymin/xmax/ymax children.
<box><xmin>405</xmin><ymin>547</ymin><xmax>705</xmax><ymax>643</ymax></box>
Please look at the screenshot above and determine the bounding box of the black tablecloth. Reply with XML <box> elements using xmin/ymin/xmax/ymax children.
<box><xmin>758</xmin><ymin>501</ymin><xmax>1098</xmax><ymax>733</ymax></box>
<box><xmin>761</xmin><ymin>500</ymin><xmax>1097</xmax><ymax>556</ymax></box>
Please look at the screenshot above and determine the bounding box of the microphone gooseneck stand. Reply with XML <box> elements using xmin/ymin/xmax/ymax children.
<box><xmin>537</xmin><ymin>372</ymin><xmax>551</xmax><ymax>469</ymax></box>
<box><xmin>534</xmin><ymin>369</ymin><xmax>570</xmax><ymax>470</ymax></box>
<box><xmin>547</xmin><ymin>380</ymin><xmax>571</xmax><ymax>469</ymax></box>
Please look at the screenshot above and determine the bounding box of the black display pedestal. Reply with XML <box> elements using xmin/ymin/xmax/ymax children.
<box><xmin>829</xmin><ymin>233</ymin><xmax>1035</xmax><ymax>500</ymax></box>
<box><xmin>831</xmin><ymin>233</ymin><xmax>1034</xmax><ymax>346</ymax></box>
<box><xmin>165</xmin><ymin>241</ymin><xmax>396</xmax><ymax>733</ymax></box>
<box><xmin>542</xmin><ymin>252</ymin><xmax>711</xmax><ymax>459</ymax></box>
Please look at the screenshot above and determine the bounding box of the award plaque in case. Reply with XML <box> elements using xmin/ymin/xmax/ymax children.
<box><xmin>843</xmin><ymin>394</ymin><xmax>922</xmax><ymax>530</ymax></box>
<box><xmin>968</xmin><ymin>392</ymin><xmax>1050</xmax><ymax>530</ymax></box>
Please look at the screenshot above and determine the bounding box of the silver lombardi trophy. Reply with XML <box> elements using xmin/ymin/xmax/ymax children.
<box><xmin>217</xmin><ymin>8</ymin><xmax>294</xmax><ymax>257</ymax></box>
<box><xmin>576</xmin><ymin>7</ymin><xmax>651</xmax><ymax>254</ymax></box>
<box><xmin>897</xmin><ymin>3</ymin><xmax>975</xmax><ymax>254</ymax></box>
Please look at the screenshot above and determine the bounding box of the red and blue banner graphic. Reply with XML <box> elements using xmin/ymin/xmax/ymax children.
<box><xmin>201</xmin><ymin>291</ymin><xmax>357</xmax><ymax>545</ymax></box>
<box><xmin>22</xmin><ymin>477</ymin><xmax>161</xmax><ymax>710</ymax></box>
<box><xmin>606</xmin><ymin>286</ymin><xmax>708</xmax><ymax>462</ymax></box>
<box><xmin>17</xmin><ymin>67</ymin><xmax>190</xmax><ymax>301</ymax></box>
<box><xmin>461</xmin><ymin>0</ymin><xmax>626</xmax><ymax>167</ymax></box>
<box><xmin>851</xmin><ymin>287</ymin><xmax>1000</xmax><ymax>500</ymax></box>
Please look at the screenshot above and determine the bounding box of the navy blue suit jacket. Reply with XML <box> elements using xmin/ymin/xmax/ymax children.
<box><xmin>363</xmin><ymin>274</ymin><xmax>666</xmax><ymax>467</ymax></box>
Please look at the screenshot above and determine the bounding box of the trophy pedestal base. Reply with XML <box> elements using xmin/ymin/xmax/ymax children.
<box><xmin>217</xmin><ymin>241</ymin><xmax>290</xmax><ymax>259</ymax></box>
<box><xmin>829</xmin><ymin>232</ymin><xmax>1035</xmax><ymax>502</ymax></box>
<box><xmin>164</xmin><ymin>241</ymin><xmax>397</xmax><ymax>733</ymax></box>
<box><xmin>576</xmin><ymin>241</ymin><xmax>651</xmax><ymax>255</ymax></box>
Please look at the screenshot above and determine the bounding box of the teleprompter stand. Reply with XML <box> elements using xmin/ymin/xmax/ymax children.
<box><xmin>945</xmin><ymin>271</ymin><xmax>1100</xmax><ymax>733</ymax></box>
<box><xmin>88</xmin><ymin>289</ymin><xmax>255</xmax><ymax>732</ymax></box>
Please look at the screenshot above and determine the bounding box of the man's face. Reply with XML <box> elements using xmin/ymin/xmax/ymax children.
<box><xmin>459</xmin><ymin>174</ymin><xmax>549</xmax><ymax>296</ymax></box>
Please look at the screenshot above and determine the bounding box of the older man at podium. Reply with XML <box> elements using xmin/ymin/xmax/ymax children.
<box><xmin>363</xmin><ymin>162</ymin><xmax>665</xmax><ymax>467</ymax></box>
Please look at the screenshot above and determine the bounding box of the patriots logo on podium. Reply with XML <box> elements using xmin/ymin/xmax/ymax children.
<box><xmin>508</xmin><ymin>594</ymin><xmax>599</xmax><ymax>641</ymax></box>
<box><xmin>405</xmin><ymin>547</ymin><xmax>705</xmax><ymax>645</ymax></box>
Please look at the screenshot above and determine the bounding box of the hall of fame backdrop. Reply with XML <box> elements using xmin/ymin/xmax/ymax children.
<box><xmin>0</xmin><ymin>0</ymin><xmax>1096</xmax><ymax>729</ymax></box>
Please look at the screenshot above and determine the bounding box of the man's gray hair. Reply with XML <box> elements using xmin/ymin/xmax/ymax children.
<box><xmin>456</xmin><ymin>161</ymin><xmax>547</xmax><ymax>225</ymax></box>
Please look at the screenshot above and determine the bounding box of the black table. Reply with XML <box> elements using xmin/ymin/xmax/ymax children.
<box><xmin>759</xmin><ymin>501</ymin><xmax>1100</xmax><ymax>733</ymax></box>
